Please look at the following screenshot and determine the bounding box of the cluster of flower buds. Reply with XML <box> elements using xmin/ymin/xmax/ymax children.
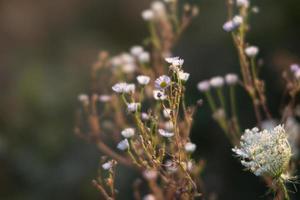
<box><xmin>197</xmin><ymin>73</ymin><xmax>239</xmax><ymax>92</ymax></box>
<box><xmin>223</xmin><ymin>15</ymin><xmax>243</xmax><ymax>32</ymax></box>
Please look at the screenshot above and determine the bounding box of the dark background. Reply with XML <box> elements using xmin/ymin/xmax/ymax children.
<box><xmin>0</xmin><ymin>0</ymin><xmax>300</xmax><ymax>199</ymax></box>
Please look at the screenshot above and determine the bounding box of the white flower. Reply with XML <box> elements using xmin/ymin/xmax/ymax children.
<box><xmin>78</xmin><ymin>94</ymin><xmax>89</xmax><ymax>104</ymax></box>
<box><xmin>110</xmin><ymin>56</ymin><xmax>122</xmax><ymax>67</ymax></box>
<box><xmin>130</xmin><ymin>45</ymin><xmax>144</xmax><ymax>57</ymax></box>
<box><xmin>232</xmin><ymin>15</ymin><xmax>243</xmax><ymax>26</ymax></box>
<box><xmin>137</xmin><ymin>75</ymin><xmax>150</xmax><ymax>85</ymax></box>
<box><xmin>164</xmin><ymin>121</ymin><xmax>174</xmax><ymax>131</ymax></box>
<box><xmin>155</xmin><ymin>75</ymin><xmax>171</xmax><ymax>90</ymax></box>
<box><xmin>225</xmin><ymin>73</ymin><xmax>239</xmax><ymax>85</ymax></box>
<box><xmin>222</xmin><ymin>15</ymin><xmax>243</xmax><ymax>32</ymax></box>
<box><xmin>178</xmin><ymin>71</ymin><xmax>190</xmax><ymax>81</ymax></box>
<box><xmin>124</xmin><ymin>83</ymin><xmax>136</xmax><ymax>93</ymax></box>
<box><xmin>153</xmin><ymin>90</ymin><xmax>167</xmax><ymax>100</ymax></box>
<box><xmin>102</xmin><ymin>161</ymin><xmax>113</xmax><ymax>170</ymax></box>
<box><xmin>158</xmin><ymin>129</ymin><xmax>174</xmax><ymax>138</ymax></box>
<box><xmin>197</xmin><ymin>80</ymin><xmax>210</xmax><ymax>92</ymax></box>
<box><xmin>290</xmin><ymin>64</ymin><xmax>300</xmax><ymax>72</ymax></box>
<box><xmin>295</xmin><ymin>70</ymin><xmax>300</xmax><ymax>79</ymax></box>
<box><xmin>210</xmin><ymin>76</ymin><xmax>224</xmax><ymax>88</ymax></box>
<box><xmin>165</xmin><ymin>160</ymin><xmax>178</xmax><ymax>173</ymax></box>
<box><xmin>245</xmin><ymin>46</ymin><xmax>259</xmax><ymax>57</ymax></box>
<box><xmin>112</xmin><ymin>82</ymin><xmax>127</xmax><ymax>93</ymax></box>
<box><xmin>184</xmin><ymin>142</ymin><xmax>197</xmax><ymax>153</ymax></box>
<box><xmin>151</xmin><ymin>1</ymin><xmax>166</xmax><ymax>17</ymax></box>
<box><xmin>117</xmin><ymin>139</ymin><xmax>129</xmax><ymax>151</ymax></box>
<box><xmin>120</xmin><ymin>53</ymin><xmax>135</xmax><ymax>64</ymax></box>
<box><xmin>163</xmin><ymin>108</ymin><xmax>172</xmax><ymax>118</ymax></box>
<box><xmin>99</xmin><ymin>95</ymin><xmax>111</xmax><ymax>103</ymax></box>
<box><xmin>232</xmin><ymin>125</ymin><xmax>292</xmax><ymax>178</ymax></box>
<box><xmin>141</xmin><ymin>9</ymin><xmax>154</xmax><ymax>21</ymax></box>
<box><xmin>127</xmin><ymin>102</ymin><xmax>140</xmax><ymax>113</ymax></box>
<box><xmin>165</xmin><ymin>57</ymin><xmax>184</xmax><ymax>66</ymax></box>
<box><xmin>141</xmin><ymin>112</ymin><xmax>150</xmax><ymax>121</ymax></box>
<box><xmin>121</xmin><ymin>63</ymin><xmax>137</xmax><ymax>74</ymax></box>
<box><xmin>143</xmin><ymin>194</ymin><xmax>156</xmax><ymax>200</ymax></box>
<box><xmin>138</xmin><ymin>52</ymin><xmax>150</xmax><ymax>63</ymax></box>
<box><xmin>236</xmin><ymin>0</ymin><xmax>249</xmax><ymax>8</ymax></box>
<box><xmin>121</xmin><ymin>128</ymin><xmax>135</xmax><ymax>138</ymax></box>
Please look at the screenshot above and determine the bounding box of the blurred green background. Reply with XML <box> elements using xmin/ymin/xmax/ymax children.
<box><xmin>0</xmin><ymin>0</ymin><xmax>300</xmax><ymax>199</ymax></box>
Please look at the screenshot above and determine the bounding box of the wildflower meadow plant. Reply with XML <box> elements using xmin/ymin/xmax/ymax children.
<box><xmin>75</xmin><ymin>0</ymin><xmax>299</xmax><ymax>199</ymax></box>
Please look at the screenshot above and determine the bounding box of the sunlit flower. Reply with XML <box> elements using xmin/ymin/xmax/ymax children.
<box><xmin>178</xmin><ymin>71</ymin><xmax>190</xmax><ymax>81</ymax></box>
<box><xmin>127</xmin><ymin>102</ymin><xmax>140</xmax><ymax>113</ymax></box>
<box><xmin>225</xmin><ymin>73</ymin><xmax>239</xmax><ymax>85</ymax></box>
<box><xmin>163</xmin><ymin>108</ymin><xmax>172</xmax><ymax>118</ymax></box>
<box><xmin>141</xmin><ymin>9</ymin><xmax>154</xmax><ymax>21</ymax></box>
<box><xmin>117</xmin><ymin>139</ymin><xmax>130</xmax><ymax>151</ymax></box>
<box><xmin>158</xmin><ymin>129</ymin><xmax>174</xmax><ymax>137</ymax></box>
<box><xmin>99</xmin><ymin>95</ymin><xmax>112</xmax><ymax>103</ymax></box>
<box><xmin>164</xmin><ymin>121</ymin><xmax>174</xmax><ymax>131</ymax></box>
<box><xmin>223</xmin><ymin>15</ymin><xmax>243</xmax><ymax>32</ymax></box>
<box><xmin>151</xmin><ymin>1</ymin><xmax>166</xmax><ymax>17</ymax></box>
<box><xmin>130</xmin><ymin>45</ymin><xmax>144</xmax><ymax>57</ymax></box>
<box><xmin>78</xmin><ymin>94</ymin><xmax>89</xmax><ymax>104</ymax></box>
<box><xmin>141</xmin><ymin>112</ymin><xmax>150</xmax><ymax>121</ymax></box>
<box><xmin>102</xmin><ymin>161</ymin><xmax>113</xmax><ymax>170</ymax></box>
<box><xmin>155</xmin><ymin>75</ymin><xmax>171</xmax><ymax>90</ymax></box>
<box><xmin>236</xmin><ymin>0</ymin><xmax>249</xmax><ymax>8</ymax></box>
<box><xmin>245</xmin><ymin>46</ymin><xmax>259</xmax><ymax>57</ymax></box>
<box><xmin>165</xmin><ymin>57</ymin><xmax>184</xmax><ymax>66</ymax></box>
<box><xmin>232</xmin><ymin>125</ymin><xmax>292</xmax><ymax>178</ymax></box>
<box><xmin>153</xmin><ymin>90</ymin><xmax>167</xmax><ymax>100</ymax></box>
<box><xmin>290</xmin><ymin>64</ymin><xmax>300</xmax><ymax>72</ymax></box>
<box><xmin>197</xmin><ymin>80</ymin><xmax>210</xmax><ymax>92</ymax></box>
<box><xmin>121</xmin><ymin>128</ymin><xmax>135</xmax><ymax>138</ymax></box>
<box><xmin>210</xmin><ymin>76</ymin><xmax>224</xmax><ymax>88</ymax></box>
<box><xmin>122</xmin><ymin>63</ymin><xmax>137</xmax><ymax>74</ymax></box>
<box><xmin>232</xmin><ymin>15</ymin><xmax>243</xmax><ymax>26</ymax></box>
<box><xmin>138</xmin><ymin>52</ymin><xmax>150</xmax><ymax>63</ymax></box>
<box><xmin>137</xmin><ymin>75</ymin><xmax>151</xmax><ymax>85</ymax></box>
<box><xmin>112</xmin><ymin>82</ymin><xmax>135</xmax><ymax>94</ymax></box>
<box><xmin>184</xmin><ymin>142</ymin><xmax>197</xmax><ymax>153</ymax></box>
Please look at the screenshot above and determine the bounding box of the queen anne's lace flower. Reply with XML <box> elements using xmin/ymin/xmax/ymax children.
<box><xmin>232</xmin><ymin>125</ymin><xmax>292</xmax><ymax>178</ymax></box>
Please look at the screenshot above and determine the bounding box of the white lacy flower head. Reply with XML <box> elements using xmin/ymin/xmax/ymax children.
<box><xmin>99</xmin><ymin>95</ymin><xmax>111</xmax><ymax>103</ymax></box>
<box><xmin>130</xmin><ymin>45</ymin><xmax>144</xmax><ymax>57</ymax></box>
<box><xmin>117</xmin><ymin>139</ymin><xmax>129</xmax><ymax>151</ymax></box>
<box><xmin>165</xmin><ymin>56</ymin><xmax>184</xmax><ymax>67</ymax></box>
<box><xmin>153</xmin><ymin>90</ymin><xmax>167</xmax><ymax>100</ymax></box>
<box><xmin>245</xmin><ymin>46</ymin><xmax>259</xmax><ymax>57</ymax></box>
<box><xmin>127</xmin><ymin>102</ymin><xmax>140</xmax><ymax>113</ymax></box>
<box><xmin>158</xmin><ymin>129</ymin><xmax>174</xmax><ymax>138</ymax></box>
<box><xmin>210</xmin><ymin>76</ymin><xmax>225</xmax><ymax>88</ymax></box>
<box><xmin>121</xmin><ymin>128</ymin><xmax>135</xmax><ymax>138</ymax></box>
<box><xmin>232</xmin><ymin>125</ymin><xmax>292</xmax><ymax>179</ymax></box>
<box><xmin>141</xmin><ymin>9</ymin><xmax>154</xmax><ymax>21</ymax></box>
<box><xmin>112</xmin><ymin>82</ymin><xmax>135</xmax><ymax>94</ymax></box>
<box><xmin>102</xmin><ymin>161</ymin><xmax>113</xmax><ymax>170</ymax></box>
<box><xmin>184</xmin><ymin>142</ymin><xmax>197</xmax><ymax>153</ymax></box>
<box><xmin>225</xmin><ymin>73</ymin><xmax>239</xmax><ymax>85</ymax></box>
<box><xmin>178</xmin><ymin>71</ymin><xmax>190</xmax><ymax>81</ymax></box>
<box><xmin>155</xmin><ymin>75</ymin><xmax>171</xmax><ymax>90</ymax></box>
<box><xmin>138</xmin><ymin>51</ymin><xmax>150</xmax><ymax>63</ymax></box>
<box><xmin>236</xmin><ymin>0</ymin><xmax>249</xmax><ymax>8</ymax></box>
<box><xmin>137</xmin><ymin>75</ymin><xmax>150</xmax><ymax>85</ymax></box>
<box><xmin>197</xmin><ymin>80</ymin><xmax>210</xmax><ymax>92</ymax></box>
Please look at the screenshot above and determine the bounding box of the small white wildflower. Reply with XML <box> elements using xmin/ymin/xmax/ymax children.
<box><xmin>143</xmin><ymin>170</ymin><xmax>158</xmax><ymax>180</ymax></box>
<box><xmin>141</xmin><ymin>9</ymin><xmax>154</xmax><ymax>21</ymax></box>
<box><xmin>102</xmin><ymin>161</ymin><xmax>113</xmax><ymax>170</ymax></box>
<box><xmin>121</xmin><ymin>63</ymin><xmax>137</xmax><ymax>74</ymax></box>
<box><xmin>143</xmin><ymin>194</ymin><xmax>156</xmax><ymax>200</ymax></box>
<box><xmin>78</xmin><ymin>94</ymin><xmax>89</xmax><ymax>104</ymax></box>
<box><xmin>127</xmin><ymin>102</ymin><xmax>140</xmax><ymax>113</ymax></box>
<box><xmin>151</xmin><ymin>1</ymin><xmax>166</xmax><ymax>17</ymax></box>
<box><xmin>110</xmin><ymin>56</ymin><xmax>122</xmax><ymax>67</ymax></box>
<box><xmin>210</xmin><ymin>76</ymin><xmax>225</xmax><ymax>88</ymax></box>
<box><xmin>164</xmin><ymin>121</ymin><xmax>174</xmax><ymax>131</ymax></box>
<box><xmin>236</xmin><ymin>0</ymin><xmax>249</xmax><ymax>8</ymax></box>
<box><xmin>232</xmin><ymin>15</ymin><xmax>243</xmax><ymax>26</ymax></box>
<box><xmin>245</xmin><ymin>46</ymin><xmax>259</xmax><ymax>57</ymax></box>
<box><xmin>232</xmin><ymin>125</ymin><xmax>292</xmax><ymax>178</ymax></box>
<box><xmin>252</xmin><ymin>6</ymin><xmax>260</xmax><ymax>14</ymax></box>
<box><xmin>124</xmin><ymin>83</ymin><xmax>136</xmax><ymax>93</ymax></box>
<box><xmin>112</xmin><ymin>82</ymin><xmax>127</xmax><ymax>93</ymax></box>
<box><xmin>178</xmin><ymin>71</ymin><xmax>190</xmax><ymax>81</ymax></box>
<box><xmin>184</xmin><ymin>142</ymin><xmax>197</xmax><ymax>153</ymax></box>
<box><xmin>99</xmin><ymin>95</ymin><xmax>111</xmax><ymax>103</ymax></box>
<box><xmin>130</xmin><ymin>45</ymin><xmax>144</xmax><ymax>57</ymax></box>
<box><xmin>290</xmin><ymin>64</ymin><xmax>300</xmax><ymax>72</ymax></box>
<box><xmin>121</xmin><ymin>128</ymin><xmax>135</xmax><ymax>138</ymax></box>
<box><xmin>295</xmin><ymin>70</ymin><xmax>300</xmax><ymax>79</ymax></box>
<box><xmin>153</xmin><ymin>90</ymin><xmax>167</xmax><ymax>100</ymax></box>
<box><xmin>137</xmin><ymin>75</ymin><xmax>150</xmax><ymax>85</ymax></box>
<box><xmin>163</xmin><ymin>108</ymin><xmax>172</xmax><ymax>118</ymax></box>
<box><xmin>223</xmin><ymin>20</ymin><xmax>235</xmax><ymax>32</ymax></box>
<box><xmin>225</xmin><ymin>73</ymin><xmax>239</xmax><ymax>85</ymax></box>
<box><xmin>197</xmin><ymin>80</ymin><xmax>210</xmax><ymax>92</ymax></box>
<box><xmin>155</xmin><ymin>75</ymin><xmax>171</xmax><ymax>90</ymax></box>
<box><xmin>165</xmin><ymin>57</ymin><xmax>184</xmax><ymax>66</ymax></box>
<box><xmin>138</xmin><ymin>51</ymin><xmax>150</xmax><ymax>63</ymax></box>
<box><xmin>120</xmin><ymin>53</ymin><xmax>135</xmax><ymax>64</ymax></box>
<box><xmin>117</xmin><ymin>139</ymin><xmax>129</xmax><ymax>151</ymax></box>
<box><xmin>141</xmin><ymin>112</ymin><xmax>150</xmax><ymax>121</ymax></box>
<box><xmin>158</xmin><ymin>129</ymin><xmax>174</xmax><ymax>138</ymax></box>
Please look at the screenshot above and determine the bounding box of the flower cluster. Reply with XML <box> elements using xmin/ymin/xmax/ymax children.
<box><xmin>233</xmin><ymin>125</ymin><xmax>292</xmax><ymax>178</ymax></box>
